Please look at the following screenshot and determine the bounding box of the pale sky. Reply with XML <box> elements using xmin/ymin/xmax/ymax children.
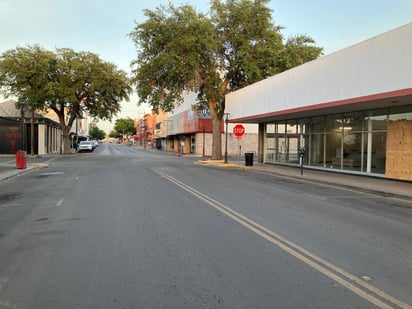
<box><xmin>1</xmin><ymin>0</ymin><xmax>411</xmax><ymax>132</ymax></box>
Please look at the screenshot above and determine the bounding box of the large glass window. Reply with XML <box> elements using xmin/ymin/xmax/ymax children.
<box><xmin>389</xmin><ymin>110</ymin><xmax>412</xmax><ymax>121</ymax></box>
<box><xmin>298</xmin><ymin>120</ymin><xmax>310</xmax><ymax>165</ymax></box>
<box><xmin>327</xmin><ymin>131</ymin><xmax>342</xmax><ymax>168</ymax></box>
<box><xmin>325</xmin><ymin>114</ymin><xmax>343</xmax><ymax>131</ymax></box>
<box><xmin>308</xmin><ymin>117</ymin><xmax>324</xmax><ymax>167</ymax></box>
<box><xmin>325</xmin><ymin>115</ymin><xmax>343</xmax><ymax>168</ymax></box>
<box><xmin>365</xmin><ymin>114</ymin><xmax>387</xmax><ymax>173</ymax></box>
<box><xmin>311</xmin><ymin>116</ymin><xmax>325</xmax><ymax>134</ymax></box>
<box><xmin>262</xmin><ymin>106</ymin><xmax>411</xmax><ymax>175</ymax></box>
<box><xmin>266</xmin><ymin>121</ymin><xmax>301</xmax><ymax>164</ymax></box>
<box><xmin>309</xmin><ymin>133</ymin><xmax>324</xmax><ymax>167</ymax></box>
<box><xmin>371</xmin><ymin>132</ymin><xmax>386</xmax><ymax>173</ymax></box>
<box><xmin>285</xmin><ymin>121</ymin><xmax>299</xmax><ymax>163</ymax></box>
<box><xmin>266</xmin><ymin>124</ymin><xmax>276</xmax><ymax>162</ymax></box>
<box><xmin>340</xmin><ymin>113</ymin><xmax>365</xmax><ymax>172</ymax></box>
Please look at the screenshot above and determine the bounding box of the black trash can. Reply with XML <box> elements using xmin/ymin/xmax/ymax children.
<box><xmin>245</xmin><ymin>152</ymin><xmax>254</xmax><ymax>166</ymax></box>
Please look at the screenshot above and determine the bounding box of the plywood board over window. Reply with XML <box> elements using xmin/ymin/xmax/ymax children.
<box><xmin>385</xmin><ymin>120</ymin><xmax>412</xmax><ymax>180</ymax></box>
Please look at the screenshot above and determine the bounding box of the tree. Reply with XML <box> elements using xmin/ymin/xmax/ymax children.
<box><xmin>89</xmin><ymin>125</ymin><xmax>106</xmax><ymax>140</ymax></box>
<box><xmin>113</xmin><ymin>117</ymin><xmax>136</xmax><ymax>141</ymax></box>
<box><xmin>0</xmin><ymin>45</ymin><xmax>56</xmax><ymax>154</ymax></box>
<box><xmin>49</xmin><ymin>48</ymin><xmax>132</xmax><ymax>154</ymax></box>
<box><xmin>0</xmin><ymin>46</ymin><xmax>132</xmax><ymax>154</ymax></box>
<box><xmin>129</xmin><ymin>0</ymin><xmax>323</xmax><ymax>159</ymax></box>
<box><xmin>109</xmin><ymin>130</ymin><xmax>121</xmax><ymax>139</ymax></box>
<box><xmin>278</xmin><ymin>35</ymin><xmax>324</xmax><ymax>71</ymax></box>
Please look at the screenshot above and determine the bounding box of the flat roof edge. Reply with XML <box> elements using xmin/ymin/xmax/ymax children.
<box><xmin>231</xmin><ymin>87</ymin><xmax>412</xmax><ymax>123</ymax></box>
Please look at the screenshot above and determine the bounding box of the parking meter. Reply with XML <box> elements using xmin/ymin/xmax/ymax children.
<box><xmin>298</xmin><ymin>147</ymin><xmax>306</xmax><ymax>175</ymax></box>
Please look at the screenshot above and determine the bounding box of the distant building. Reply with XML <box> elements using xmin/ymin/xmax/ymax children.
<box><xmin>226</xmin><ymin>23</ymin><xmax>412</xmax><ymax>181</ymax></box>
<box><xmin>0</xmin><ymin>100</ymin><xmax>62</xmax><ymax>155</ymax></box>
<box><xmin>135</xmin><ymin>92</ymin><xmax>258</xmax><ymax>157</ymax></box>
<box><xmin>151</xmin><ymin>110</ymin><xmax>169</xmax><ymax>150</ymax></box>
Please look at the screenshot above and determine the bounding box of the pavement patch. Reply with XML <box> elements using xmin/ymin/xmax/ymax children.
<box><xmin>37</xmin><ymin>171</ymin><xmax>64</xmax><ymax>177</ymax></box>
<box><xmin>0</xmin><ymin>193</ymin><xmax>21</xmax><ymax>203</ymax></box>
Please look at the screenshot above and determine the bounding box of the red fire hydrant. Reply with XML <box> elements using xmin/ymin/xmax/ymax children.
<box><xmin>16</xmin><ymin>149</ymin><xmax>27</xmax><ymax>169</ymax></box>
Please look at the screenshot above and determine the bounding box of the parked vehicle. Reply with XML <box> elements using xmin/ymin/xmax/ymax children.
<box><xmin>78</xmin><ymin>141</ymin><xmax>94</xmax><ymax>152</ymax></box>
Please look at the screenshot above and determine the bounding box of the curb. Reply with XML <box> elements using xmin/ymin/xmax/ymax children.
<box><xmin>0</xmin><ymin>164</ymin><xmax>48</xmax><ymax>181</ymax></box>
<box><xmin>196</xmin><ymin>160</ymin><xmax>412</xmax><ymax>203</ymax></box>
<box><xmin>197</xmin><ymin>160</ymin><xmax>251</xmax><ymax>170</ymax></box>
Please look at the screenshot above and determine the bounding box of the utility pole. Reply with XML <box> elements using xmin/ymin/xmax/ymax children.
<box><xmin>224</xmin><ymin>113</ymin><xmax>230</xmax><ymax>164</ymax></box>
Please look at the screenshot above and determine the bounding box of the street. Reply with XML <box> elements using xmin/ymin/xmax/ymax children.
<box><xmin>0</xmin><ymin>143</ymin><xmax>411</xmax><ymax>309</ymax></box>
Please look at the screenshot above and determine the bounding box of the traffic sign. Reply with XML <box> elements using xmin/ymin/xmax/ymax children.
<box><xmin>233</xmin><ymin>124</ymin><xmax>245</xmax><ymax>138</ymax></box>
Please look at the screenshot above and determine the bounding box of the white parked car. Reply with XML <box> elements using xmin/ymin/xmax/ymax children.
<box><xmin>78</xmin><ymin>141</ymin><xmax>94</xmax><ymax>152</ymax></box>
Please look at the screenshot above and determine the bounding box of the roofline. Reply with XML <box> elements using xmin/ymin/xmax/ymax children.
<box><xmin>230</xmin><ymin>87</ymin><xmax>412</xmax><ymax>123</ymax></box>
<box><xmin>0</xmin><ymin>115</ymin><xmax>61</xmax><ymax>127</ymax></box>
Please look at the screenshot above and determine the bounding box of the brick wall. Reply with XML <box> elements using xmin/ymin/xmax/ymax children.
<box><xmin>196</xmin><ymin>132</ymin><xmax>258</xmax><ymax>158</ymax></box>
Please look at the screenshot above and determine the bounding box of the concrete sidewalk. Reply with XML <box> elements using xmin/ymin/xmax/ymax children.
<box><xmin>0</xmin><ymin>162</ymin><xmax>47</xmax><ymax>181</ymax></box>
<box><xmin>198</xmin><ymin>159</ymin><xmax>412</xmax><ymax>201</ymax></box>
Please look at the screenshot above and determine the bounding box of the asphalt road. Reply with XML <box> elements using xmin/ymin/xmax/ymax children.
<box><xmin>0</xmin><ymin>143</ymin><xmax>411</xmax><ymax>309</ymax></box>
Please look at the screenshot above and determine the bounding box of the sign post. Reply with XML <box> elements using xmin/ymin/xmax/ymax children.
<box><xmin>299</xmin><ymin>147</ymin><xmax>306</xmax><ymax>175</ymax></box>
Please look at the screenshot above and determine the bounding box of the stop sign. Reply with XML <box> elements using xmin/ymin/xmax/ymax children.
<box><xmin>233</xmin><ymin>124</ymin><xmax>245</xmax><ymax>137</ymax></box>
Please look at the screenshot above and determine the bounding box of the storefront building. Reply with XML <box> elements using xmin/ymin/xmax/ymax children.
<box><xmin>165</xmin><ymin>92</ymin><xmax>214</xmax><ymax>156</ymax></box>
<box><xmin>158</xmin><ymin>92</ymin><xmax>258</xmax><ymax>157</ymax></box>
<box><xmin>226</xmin><ymin>23</ymin><xmax>412</xmax><ymax>181</ymax></box>
<box><xmin>0</xmin><ymin>100</ymin><xmax>62</xmax><ymax>155</ymax></box>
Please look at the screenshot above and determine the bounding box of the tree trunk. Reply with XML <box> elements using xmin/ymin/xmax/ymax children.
<box><xmin>209</xmin><ymin>98</ymin><xmax>223</xmax><ymax>160</ymax></box>
<box><xmin>53</xmin><ymin>107</ymin><xmax>72</xmax><ymax>155</ymax></box>
<box><xmin>62</xmin><ymin>127</ymin><xmax>72</xmax><ymax>155</ymax></box>
<box><xmin>211</xmin><ymin>114</ymin><xmax>222</xmax><ymax>160</ymax></box>
<box><xmin>20</xmin><ymin>108</ymin><xmax>26</xmax><ymax>152</ymax></box>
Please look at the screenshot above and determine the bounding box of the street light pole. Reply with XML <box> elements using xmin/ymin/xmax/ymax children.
<box><xmin>199</xmin><ymin>108</ymin><xmax>208</xmax><ymax>158</ymax></box>
<box><xmin>20</xmin><ymin>107</ymin><xmax>25</xmax><ymax>151</ymax></box>
<box><xmin>202</xmin><ymin>125</ymin><xmax>205</xmax><ymax>157</ymax></box>
<box><xmin>224</xmin><ymin>113</ymin><xmax>230</xmax><ymax>164</ymax></box>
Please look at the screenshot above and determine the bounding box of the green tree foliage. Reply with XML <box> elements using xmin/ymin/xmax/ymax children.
<box><xmin>129</xmin><ymin>0</ymin><xmax>323</xmax><ymax>159</ymax></box>
<box><xmin>0</xmin><ymin>46</ymin><xmax>55</xmax><ymax>104</ymax></box>
<box><xmin>278</xmin><ymin>35</ymin><xmax>324</xmax><ymax>71</ymax></box>
<box><xmin>0</xmin><ymin>46</ymin><xmax>56</xmax><ymax>154</ymax></box>
<box><xmin>113</xmin><ymin>117</ymin><xmax>136</xmax><ymax>136</ymax></box>
<box><xmin>109</xmin><ymin>130</ymin><xmax>121</xmax><ymax>139</ymax></box>
<box><xmin>0</xmin><ymin>46</ymin><xmax>132</xmax><ymax>154</ymax></box>
<box><xmin>89</xmin><ymin>126</ymin><xmax>106</xmax><ymax>140</ymax></box>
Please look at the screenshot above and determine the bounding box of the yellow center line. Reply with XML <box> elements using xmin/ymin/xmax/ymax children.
<box><xmin>152</xmin><ymin>168</ymin><xmax>411</xmax><ymax>309</ymax></box>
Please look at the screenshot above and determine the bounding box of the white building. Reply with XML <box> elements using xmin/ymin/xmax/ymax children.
<box><xmin>226</xmin><ymin>23</ymin><xmax>412</xmax><ymax>181</ymax></box>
